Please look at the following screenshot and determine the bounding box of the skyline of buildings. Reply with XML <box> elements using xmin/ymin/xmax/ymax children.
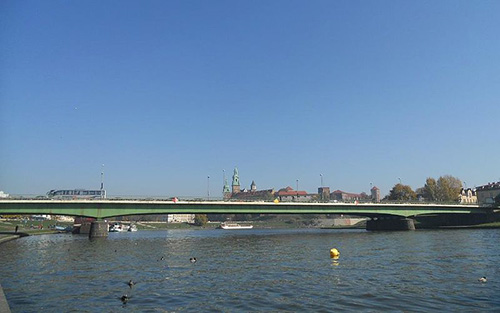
<box><xmin>223</xmin><ymin>167</ymin><xmax>382</xmax><ymax>203</ymax></box>
<box><xmin>218</xmin><ymin>167</ymin><xmax>499</xmax><ymax>206</ymax></box>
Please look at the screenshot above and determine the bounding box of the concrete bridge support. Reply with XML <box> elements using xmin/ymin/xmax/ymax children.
<box><xmin>89</xmin><ymin>220</ymin><xmax>108</xmax><ymax>238</ymax></box>
<box><xmin>366</xmin><ymin>217</ymin><xmax>415</xmax><ymax>231</ymax></box>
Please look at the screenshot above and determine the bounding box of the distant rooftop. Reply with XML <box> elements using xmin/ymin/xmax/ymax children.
<box><xmin>476</xmin><ymin>182</ymin><xmax>500</xmax><ymax>191</ymax></box>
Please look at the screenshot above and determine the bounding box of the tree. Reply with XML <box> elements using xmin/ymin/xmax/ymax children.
<box><xmin>436</xmin><ymin>175</ymin><xmax>462</xmax><ymax>202</ymax></box>
<box><xmin>415</xmin><ymin>187</ymin><xmax>425</xmax><ymax>199</ymax></box>
<box><xmin>387</xmin><ymin>184</ymin><xmax>417</xmax><ymax>201</ymax></box>
<box><xmin>495</xmin><ymin>194</ymin><xmax>500</xmax><ymax>208</ymax></box>
<box><xmin>194</xmin><ymin>214</ymin><xmax>208</xmax><ymax>226</ymax></box>
<box><xmin>422</xmin><ymin>178</ymin><xmax>438</xmax><ymax>201</ymax></box>
<box><xmin>418</xmin><ymin>175</ymin><xmax>463</xmax><ymax>202</ymax></box>
<box><xmin>360</xmin><ymin>192</ymin><xmax>370</xmax><ymax>200</ymax></box>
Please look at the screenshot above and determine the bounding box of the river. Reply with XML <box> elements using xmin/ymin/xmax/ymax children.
<box><xmin>0</xmin><ymin>228</ymin><xmax>499</xmax><ymax>312</ymax></box>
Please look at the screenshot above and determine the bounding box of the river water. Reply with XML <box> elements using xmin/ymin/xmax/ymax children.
<box><xmin>0</xmin><ymin>228</ymin><xmax>499</xmax><ymax>312</ymax></box>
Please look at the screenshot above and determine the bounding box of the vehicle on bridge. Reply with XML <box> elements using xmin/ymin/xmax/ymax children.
<box><xmin>46</xmin><ymin>189</ymin><xmax>106</xmax><ymax>200</ymax></box>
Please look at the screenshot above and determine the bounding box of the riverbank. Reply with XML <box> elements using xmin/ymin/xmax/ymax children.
<box><xmin>134</xmin><ymin>219</ymin><xmax>340</xmax><ymax>230</ymax></box>
<box><xmin>0</xmin><ymin>234</ymin><xmax>22</xmax><ymax>244</ymax></box>
<box><xmin>437</xmin><ymin>222</ymin><xmax>500</xmax><ymax>229</ymax></box>
<box><xmin>2</xmin><ymin>218</ymin><xmax>499</xmax><ymax>244</ymax></box>
<box><xmin>0</xmin><ymin>219</ymin><xmax>72</xmax><ymax>245</ymax></box>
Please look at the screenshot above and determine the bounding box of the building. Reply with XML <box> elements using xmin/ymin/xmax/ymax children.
<box><xmin>251</xmin><ymin>181</ymin><xmax>257</xmax><ymax>191</ymax></box>
<box><xmin>225</xmin><ymin>168</ymin><xmax>276</xmax><ymax>201</ymax></box>
<box><xmin>231</xmin><ymin>188</ymin><xmax>275</xmax><ymax>201</ymax></box>
<box><xmin>232</xmin><ymin>168</ymin><xmax>241</xmax><ymax>194</ymax></box>
<box><xmin>459</xmin><ymin>188</ymin><xmax>477</xmax><ymax>204</ymax></box>
<box><xmin>167</xmin><ymin>214</ymin><xmax>195</xmax><ymax>223</ymax></box>
<box><xmin>476</xmin><ymin>182</ymin><xmax>500</xmax><ymax>207</ymax></box>
<box><xmin>318</xmin><ymin>187</ymin><xmax>330</xmax><ymax>202</ymax></box>
<box><xmin>277</xmin><ymin>186</ymin><xmax>313</xmax><ymax>202</ymax></box>
<box><xmin>223</xmin><ymin>176</ymin><xmax>231</xmax><ymax>200</ymax></box>
<box><xmin>371</xmin><ymin>186</ymin><xmax>381</xmax><ymax>202</ymax></box>
<box><xmin>331</xmin><ymin>190</ymin><xmax>364</xmax><ymax>202</ymax></box>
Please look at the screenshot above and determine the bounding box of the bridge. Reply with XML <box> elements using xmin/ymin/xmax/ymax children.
<box><xmin>0</xmin><ymin>200</ymin><xmax>490</xmax><ymax>235</ymax></box>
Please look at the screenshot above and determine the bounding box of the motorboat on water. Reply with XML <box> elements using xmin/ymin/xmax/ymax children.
<box><xmin>109</xmin><ymin>223</ymin><xmax>138</xmax><ymax>232</ymax></box>
<box><xmin>109</xmin><ymin>223</ymin><xmax>129</xmax><ymax>232</ymax></box>
<box><xmin>53</xmin><ymin>225</ymin><xmax>72</xmax><ymax>232</ymax></box>
<box><xmin>219</xmin><ymin>222</ymin><xmax>253</xmax><ymax>230</ymax></box>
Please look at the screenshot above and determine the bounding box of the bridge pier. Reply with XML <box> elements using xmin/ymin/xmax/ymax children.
<box><xmin>89</xmin><ymin>220</ymin><xmax>108</xmax><ymax>238</ymax></box>
<box><xmin>366</xmin><ymin>217</ymin><xmax>415</xmax><ymax>231</ymax></box>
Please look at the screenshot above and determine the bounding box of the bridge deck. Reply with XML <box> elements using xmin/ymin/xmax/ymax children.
<box><xmin>0</xmin><ymin>200</ymin><xmax>487</xmax><ymax>219</ymax></box>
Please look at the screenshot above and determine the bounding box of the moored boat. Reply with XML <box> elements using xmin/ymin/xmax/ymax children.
<box><xmin>109</xmin><ymin>223</ymin><xmax>128</xmax><ymax>232</ymax></box>
<box><xmin>219</xmin><ymin>222</ymin><xmax>253</xmax><ymax>230</ymax></box>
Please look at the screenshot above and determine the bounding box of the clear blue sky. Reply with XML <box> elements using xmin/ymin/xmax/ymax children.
<box><xmin>1</xmin><ymin>0</ymin><xmax>499</xmax><ymax>198</ymax></box>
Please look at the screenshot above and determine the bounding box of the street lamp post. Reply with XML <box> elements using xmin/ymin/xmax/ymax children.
<box><xmin>296</xmin><ymin>179</ymin><xmax>299</xmax><ymax>201</ymax></box>
<box><xmin>320</xmin><ymin>174</ymin><xmax>323</xmax><ymax>187</ymax></box>
<box><xmin>398</xmin><ymin>177</ymin><xmax>402</xmax><ymax>185</ymax></box>
<box><xmin>223</xmin><ymin>169</ymin><xmax>226</xmax><ymax>197</ymax></box>
<box><xmin>207</xmin><ymin>176</ymin><xmax>210</xmax><ymax>200</ymax></box>
<box><xmin>100</xmin><ymin>164</ymin><xmax>105</xmax><ymax>199</ymax></box>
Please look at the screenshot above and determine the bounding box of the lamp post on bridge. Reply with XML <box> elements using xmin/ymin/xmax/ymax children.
<box><xmin>296</xmin><ymin>179</ymin><xmax>299</xmax><ymax>202</ymax></box>
<box><xmin>320</xmin><ymin>174</ymin><xmax>323</xmax><ymax>187</ymax></box>
<box><xmin>100</xmin><ymin>164</ymin><xmax>105</xmax><ymax>199</ymax></box>
<box><xmin>207</xmin><ymin>176</ymin><xmax>210</xmax><ymax>201</ymax></box>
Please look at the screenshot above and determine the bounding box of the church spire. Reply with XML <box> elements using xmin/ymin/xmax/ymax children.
<box><xmin>232</xmin><ymin>167</ymin><xmax>241</xmax><ymax>194</ymax></box>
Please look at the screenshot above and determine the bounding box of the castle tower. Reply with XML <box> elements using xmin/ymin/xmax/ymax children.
<box><xmin>223</xmin><ymin>176</ymin><xmax>231</xmax><ymax>200</ymax></box>
<box><xmin>318</xmin><ymin>187</ymin><xmax>330</xmax><ymax>202</ymax></box>
<box><xmin>371</xmin><ymin>186</ymin><xmax>380</xmax><ymax>202</ymax></box>
<box><xmin>232</xmin><ymin>167</ymin><xmax>241</xmax><ymax>194</ymax></box>
<box><xmin>251</xmin><ymin>180</ymin><xmax>257</xmax><ymax>191</ymax></box>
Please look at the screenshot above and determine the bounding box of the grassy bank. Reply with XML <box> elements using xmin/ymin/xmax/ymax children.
<box><xmin>437</xmin><ymin>222</ymin><xmax>500</xmax><ymax>229</ymax></box>
<box><xmin>0</xmin><ymin>219</ymin><xmax>73</xmax><ymax>235</ymax></box>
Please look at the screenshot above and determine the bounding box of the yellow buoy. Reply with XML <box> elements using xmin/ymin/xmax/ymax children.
<box><xmin>330</xmin><ymin>248</ymin><xmax>340</xmax><ymax>258</ymax></box>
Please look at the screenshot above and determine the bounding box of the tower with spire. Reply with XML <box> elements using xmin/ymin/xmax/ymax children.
<box><xmin>223</xmin><ymin>174</ymin><xmax>231</xmax><ymax>200</ymax></box>
<box><xmin>232</xmin><ymin>167</ymin><xmax>241</xmax><ymax>194</ymax></box>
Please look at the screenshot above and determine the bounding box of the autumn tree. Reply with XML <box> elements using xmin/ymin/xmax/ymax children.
<box><xmin>387</xmin><ymin>184</ymin><xmax>417</xmax><ymax>201</ymax></box>
<box><xmin>436</xmin><ymin>175</ymin><xmax>462</xmax><ymax>202</ymax></box>
<box><xmin>194</xmin><ymin>214</ymin><xmax>208</xmax><ymax>226</ymax></box>
<box><xmin>419</xmin><ymin>175</ymin><xmax>462</xmax><ymax>202</ymax></box>
<box><xmin>422</xmin><ymin>178</ymin><xmax>438</xmax><ymax>201</ymax></box>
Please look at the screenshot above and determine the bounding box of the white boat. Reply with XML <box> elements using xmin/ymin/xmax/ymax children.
<box><xmin>219</xmin><ymin>222</ymin><xmax>253</xmax><ymax>230</ymax></box>
<box><xmin>127</xmin><ymin>224</ymin><xmax>138</xmax><ymax>232</ymax></box>
<box><xmin>109</xmin><ymin>223</ymin><xmax>128</xmax><ymax>232</ymax></box>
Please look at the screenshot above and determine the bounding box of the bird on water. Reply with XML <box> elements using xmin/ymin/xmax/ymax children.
<box><xmin>128</xmin><ymin>280</ymin><xmax>135</xmax><ymax>288</ymax></box>
<box><xmin>479</xmin><ymin>277</ymin><xmax>487</xmax><ymax>283</ymax></box>
<box><xmin>121</xmin><ymin>295</ymin><xmax>129</xmax><ymax>303</ymax></box>
<box><xmin>190</xmin><ymin>257</ymin><xmax>197</xmax><ymax>263</ymax></box>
